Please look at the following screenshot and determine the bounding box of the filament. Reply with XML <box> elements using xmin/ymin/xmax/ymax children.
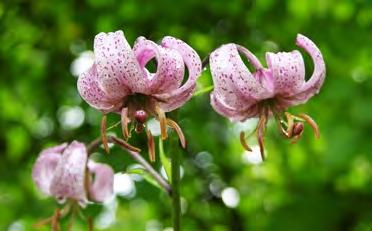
<box><xmin>240</xmin><ymin>131</ymin><xmax>252</xmax><ymax>151</ymax></box>
<box><xmin>146</xmin><ymin>128</ymin><xmax>156</xmax><ymax>162</ymax></box>
<box><xmin>166</xmin><ymin>118</ymin><xmax>186</xmax><ymax>149</ymax></box>
<box><xmin>298</xmin><ymin>113</ymin><xmax>320</xmax><ymax>138</ymax></box>
<box><xmin>155</xmin><ymin>105</ymin><xmax>168</xmax><ymax>140</ymax></box>
<box><xmin>121</xmin><ymin>107</ymin><xmax>130</xmax><ymax>140</ymax></box>
<box><xmin>101</xmin><ymin>115</ymin><xmax>110</xmax><ymax>154</ymax></box>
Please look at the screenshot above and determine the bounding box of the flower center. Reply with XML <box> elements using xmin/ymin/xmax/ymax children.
<box><xmin>240</xmin><ymin>100</ymin><xmax>319</xmax><ymax>161</ymax></box>
<box><xmin>99</xmin><ymin>93</ymin><xmax>187</xmax><ymax>162</ymax></box>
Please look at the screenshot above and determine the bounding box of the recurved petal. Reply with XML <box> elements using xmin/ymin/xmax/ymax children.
<box><xmin>153</xmin><ymin>36</ymin><xmax>202</xmax><ymax>112</ymax></box>
<box><xmin>94</xmin><ymin>30</ymin><xmax>140</xmax><ymax>97</ymax></box>
<box><xmin>265</xmin><ymin>50</ymin><xmax>305</xmax><ymax>96</ymax></box>
<box><xmin>32</xmin><ymin>144</ymin><xmax>67</xmax><ymax>195</ymax></box>
<box><xmin>39</xmin><ymin>143</ymin><xmax>68</xmax><ymax>156</ymax></box>
<box><xmin>49</xmin><ymin>141</ymin><xmax>88</xmax><ymax>206</ymax></box>
<box><xmin>133</xmin><ymin>37</ymin><xmax>184</xmax><ymax>94</ymax></box>
<box><xmin>210</xmin><ymin>44</ymin><xmax>268</xmax><ymax>111</ymax></box>
<box><xmin>210</xmin><ymin>93</ymin><xmax>259</xmax><ymax>121</ymax></box>
<box><xmin>294</xmin><ymin>34</ymin><xmax>326</xmax><ymax>102</ymax></box>
<box><xmin>78</xmin><ymin>64</ymin><xmax>123</xmax><ymax>112</ymax></box>
<box><xmin>87</xmin><ymin>161</ymin><xmax>114</xmax><ymax>202</ymax></box>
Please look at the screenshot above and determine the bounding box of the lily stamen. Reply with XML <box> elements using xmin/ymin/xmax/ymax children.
<box><xmin>290</xmin><ymin>122</ymin><xmax>305</xmax><ymax>144</ymax></box>
<box><xmin>166</xmin><ymin>118</ymin><xmax>186</xmax><ymax>149</ymax></box>
<box><xmin>156</xmin><ymin>105</ymin><xmax>168</xmax><ymax>140</ymax></box>
<box><xmin>256</xmin><ymin>111</ymin><xmax>268</xmax><ymax>161</ymax></box>
<box><xmin>298</xmin><ymin>113</ymin><xmax>320</xmax><ymax>139</ymax></box>
<box><xmin>240</xmin><ymin>131</ymin><xmax>252</xmax><ymax>152</ymax></box>
<box><xmin>121</xmin><ymin>108</ymin><xmax>130</xmax><ymax>140</ymax></box>
<box><xmin>51</xmin><ymin>208</ymin><xmax>61</xmax><ymax>231</ymax></box>
<box><xmin>101</xmin><ymin>115</ymin><xmax>110</xmax><ymax>153</ymax></box>
<box><xmin>146</xmin><ymin>128</ymin><xmax>156</xmax><ymax>162</ymax></box>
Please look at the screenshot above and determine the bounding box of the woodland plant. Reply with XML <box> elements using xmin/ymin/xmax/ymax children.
<box><xmin>32</xmin><ymin>30</ymin><xmax>325</xmax><ymax>230</ymax></box>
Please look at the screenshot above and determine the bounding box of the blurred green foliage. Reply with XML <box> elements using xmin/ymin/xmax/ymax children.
<box><xmin>1</xmin><ymin>0</ymin><xmax>372</xmax><ymax>230</ymax></box>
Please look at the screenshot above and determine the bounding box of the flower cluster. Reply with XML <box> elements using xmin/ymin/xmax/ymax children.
<box><xmin>32</xmin><ymin>30</ymin><xmax>325</xmax><ymax>229</ymax></box>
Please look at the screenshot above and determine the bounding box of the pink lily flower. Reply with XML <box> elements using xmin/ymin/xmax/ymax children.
<box><xmin>209</xmin><ymin>34</ymin><xmax>326</xmax><ymax>160</ymax></box>
<box><xmin>77</xmin><ymin>30</ymin><xmax>202</xmax><ymax>159</ymax></box>
<box><xmin>32</xmin><ymin>141</ymin><xmax>114</xmax><ymax>207</ymax></box>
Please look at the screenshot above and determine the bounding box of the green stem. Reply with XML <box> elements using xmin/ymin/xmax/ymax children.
<box><xmin>171</xmin><ymin>150</ymin><xmax>181</xmax><ymax>231</ymax></box>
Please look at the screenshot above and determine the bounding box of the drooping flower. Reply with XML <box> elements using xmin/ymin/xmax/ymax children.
<box><xmin>77</xmin><ymin>30</ymin><xmax>202</xmax><ymax>159</ymax></box>
<box><xmin>209</xmin><ymin>34</ymin><xmax>326</xmax><ymax>160</ymax></box>
<box><xmin>32</xmin><ymin>141</ymin><xmax>114</xmax><ymax>206</ymax></box>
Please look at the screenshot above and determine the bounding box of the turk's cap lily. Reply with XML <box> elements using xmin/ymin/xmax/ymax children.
<box><xmin>32</xmin><ymin>141</ymin><xmax>114</xmax><ymax>207</ymax></box>
<box><xmin>209</xmin><ymin>34</ymin><xmax>325</xmax><ymax>160</ymax></box>
<box><xmin>77</xmin><ymin>30</ymin><xmax>202</xmax><ymax>114</ymax></box>
<box><xmin>77</xmin><ymin>30</ymin><xmax>201</xmax><ymax>159</ymax></box>
<box><xmin>209</xmin><ymin>34</ymin><xmax>326</xmax><ymax>122</ymax></box>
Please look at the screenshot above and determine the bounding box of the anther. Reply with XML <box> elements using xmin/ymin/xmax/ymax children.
<box><xmin>166</xmin><ymin>118</ymin><xmax>186</xmax><ymax>149</ymax></box>
<box><xmin>240</xmin><ymin>131</ymin><xmax>252</xmax><ymax>151</ymax></box>
<box><xmin>292</xmin><ymin>122</ymin><xmax>304</xmax><ymax>136</ymax></box>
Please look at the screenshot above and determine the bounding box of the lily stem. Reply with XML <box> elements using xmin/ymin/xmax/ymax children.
<box><xmin>86</xmin><ymin>136</ymin><xmax>172</xmax><ymax>195</ymax></box>
<box><xmin>171</xmin><ymin>149</ymin><xmax>181</xmax><ymax>231</ymax></box>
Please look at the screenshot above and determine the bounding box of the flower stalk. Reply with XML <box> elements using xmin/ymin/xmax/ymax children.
<box><xmin>87</xmin><ymin>136</ymin><xmax>172</xmax><ymax>195</ymax></box>
<box><xmin>171</xmin><ymin>149</ymin><xmax>181</xmax><ymax>231</ymax></box>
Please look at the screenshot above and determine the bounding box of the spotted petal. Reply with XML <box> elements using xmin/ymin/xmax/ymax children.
<box><xmin>32</xmin><ymin>143</ymin><xmax>67</xmax><ymax>195</ymax></box>
<box><xmin>94</xmin><ymin>30</ymin><xmax>140</xmax><ymax>97</ymax></box>
<box><xmin>133</xmin><ymin>37</ymin><xmax>184</xmax><ymax>94</ymax></box>
<box><xmin>153</xmin><ymin>36</ymin><xmax>202</xmax><ymax>112</ymax></box>
<box><xmin>49</xmin><ymin>141</ymin><xmax>88</xmax><ymax>207</ymax></box>
<box><xmin>265</xmin><ymin>50</ymin><xmax>305</xmax><ymax>96</ymax></box>
<box><xmin>210</xmin><ymin>43</ymin><xmax>271</xmax><ymax>113</ymax></box>
<box><xmin>210</xmin><ymin>93</ymin><xmax>259</xmax><ymax>121</ymax></box>
<box><xmin>87</xmin><ymin>161</ymin><xmax>114</xmax><ymax>202</ymax></box>
<box><xmin>294</xmin><ymin>34</ymin><xmax>326</xmax><ymax>101</ymax></box>
<box><xmin>77</xmin><ymin>64</ymin><xmax>123</xmax><ymax>112</ymax></box>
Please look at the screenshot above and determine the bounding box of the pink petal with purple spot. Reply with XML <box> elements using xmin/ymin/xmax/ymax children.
<box><xmin>77</xmin><ymin>64</ymin><xmax>123</xmax><ymax>112</ymax></box>
<box><xmin>94</xmin><ymin>30</ymin><xmax>141</xmax><ymax>97</ymax></box>
<box><xmin>32</xmin><ymin>143</ymin><xmax>67</xmax><ymax>195</ymax></box>
<box><xmin>133</xmin><ymin>37</ymin><xmax>185</xmax><ymax>94</ymax></box>
<box><xmin>210</xmin><ymin>93</ymin><xmax>259</xmax><ymax>121</ymax></box>
<box><xmin>153</xmin><ymin>36</ymin><xmax>202</xmax><ymax>112</ymax></box>
<box><xmin>49</xmin><ymin>141</ymin><xmax>88</xmax><ymax>206</ymax></box>
<box><xmin>265</xmin><ymin>50</ymin><xmax>305</xmax><ymax>96</ymax></box>
<box><xmin>294</xmin><ymin>34</ymin><xmax>326</xmax><ymax>102</ymax></box>
<box><xmin>209</xmin><ymin>43</ymin><xmax>274</xmax><ymax>117</ymax></box>
<box><xmin>87</xmin><ymin>161</ymin><xmax>114</xmax><ymax>202</ymax></box>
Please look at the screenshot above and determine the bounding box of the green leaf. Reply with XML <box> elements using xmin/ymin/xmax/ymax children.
<box><xmin>142</xmin><ymin>172</ymin><xmax>162</xmax><ymax>190</ymax></box>
<box><xmin>127</xmin><ymin>168</ymin><xmax>162</xmax><ymax>190</ymax></box>
<box><xmin>126</xmin><ymin>168</ymin><xmax>145</xmax><ymax>175</ymax></box>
